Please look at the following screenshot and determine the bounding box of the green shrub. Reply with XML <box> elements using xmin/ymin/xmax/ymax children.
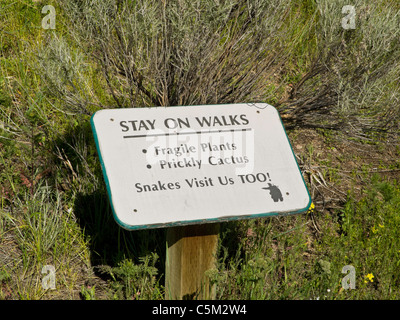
<box><xmin>98</xmin><ymin>253</ymin><xmax>163</xmax><ymax>300</ymax></box>
<box><xmin>37</xmin><ymin>0</ymin><xmax>299</xmax><ymax>110</ymax></box>
<box><xmin>282</xmin><ymin>0</ymin><xmax>400</xmax><ymax>139</ymax></box>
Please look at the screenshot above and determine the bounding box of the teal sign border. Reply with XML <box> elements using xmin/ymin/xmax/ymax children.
<box><xmin>90</xmin><ymin>103</ymin><xmax>312</xmax><ymax>230</ymax></box>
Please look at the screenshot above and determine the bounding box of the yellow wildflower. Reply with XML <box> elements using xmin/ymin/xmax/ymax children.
<box><xmin>364</xmin><ymin>273</ymin><xmax>374</xmax><ymax>283</ymax></box>
<box><xmin>372</xmin><ymin>223</ymin><xmax>384</xmax><ymax>234</ymax></box>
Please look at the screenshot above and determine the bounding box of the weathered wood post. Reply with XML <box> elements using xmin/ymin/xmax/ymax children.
<box><xmin>165</xmin><ymin>223</ymin><xmax>219</xmax><ymax>300</ymax></box>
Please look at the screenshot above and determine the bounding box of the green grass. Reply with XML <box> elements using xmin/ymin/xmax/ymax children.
<box><xmin>1</xmin><ymin>0</ymin><xmax>400</xmax><ymax>300</ymax></box>
<box><xmin>207</xmin><ymin>176</ymin><xmax>400</xmax><ymax>300</ymax></box>
<box><xmin>314</xmin><ymin>177</ymin><xmax>400</xmax><ymax>299</ymax></box>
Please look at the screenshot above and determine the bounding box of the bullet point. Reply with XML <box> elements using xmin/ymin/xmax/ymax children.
<box><xmin>142</xmin><ymin>149</ymin><xmax>147</xmax><ymax>153</ymax></box>
<box><xmin>147</xmin><ymin>165</ymin><xmax>151</xmax><ymax>169</ymax></box>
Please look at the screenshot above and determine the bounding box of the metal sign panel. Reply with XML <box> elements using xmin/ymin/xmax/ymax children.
<box><xmin>91</xmin><ymin>103</ymin><xmax>311</xmax><ymax>230</ymax></box>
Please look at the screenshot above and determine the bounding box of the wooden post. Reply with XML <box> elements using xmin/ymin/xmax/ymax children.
<box><xmin>165</xmin><ymin>223</ymin><xmax>220</xmax><ymax>300</ymax></box>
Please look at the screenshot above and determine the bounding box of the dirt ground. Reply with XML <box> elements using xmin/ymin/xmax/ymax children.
<box><xmin>289</xmin><ymin>128</ymin><xmax>400</xmax><ymax>214</ymax></box>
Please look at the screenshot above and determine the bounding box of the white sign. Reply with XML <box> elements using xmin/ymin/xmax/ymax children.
<box><xmin>91</xmin><ymin>103</ymin><xmax>311</xmax><ymax>230</ymax></box>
